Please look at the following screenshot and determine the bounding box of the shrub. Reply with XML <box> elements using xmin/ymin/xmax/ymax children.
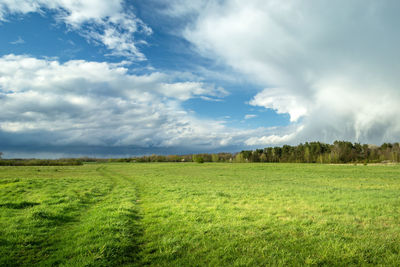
<box><xmin>195</xmin><ymin>157</ymin><xmax>204</xmax><ymax>163</ymax></box>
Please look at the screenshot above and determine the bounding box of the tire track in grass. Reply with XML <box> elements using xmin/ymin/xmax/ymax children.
<box><xmin>0</xmin><ymin>166</ymin><xmax>117</xmax><ymax>266</ymax></box>
<box><xmin>43</xmin><ymin>166</ymin><xmax>143</xmax><ymax>266</ymax></box>
<box><xmin>95</xmin><ymin>167</ymin><xmax>144</xmax><ymax>266</ymax></box>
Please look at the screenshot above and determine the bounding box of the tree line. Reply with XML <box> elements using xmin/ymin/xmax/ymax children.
<box><xmin>0</xmin><ymin>158</ymin><xmax>83</xmax><ymax>166</ymax></box>
<box><xmin>1</xmin><ymin>141</ymin><xmax>399</xmax><ymax>165</ymax></box>
<box><xmin>94</xmin><ymin>141</ymin><xmax>400</xmax><ymax>164</ymax></box>
<box><xmin>234</xmin><ymin>141</ymin><xmax>400</xmax><ymax>163</ymax></box>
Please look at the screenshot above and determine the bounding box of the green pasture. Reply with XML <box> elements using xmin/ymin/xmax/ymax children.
<box><xmin>1</xmin><ymin>163</ymin><xmax>400</xmax><ymax>266</ymax></box>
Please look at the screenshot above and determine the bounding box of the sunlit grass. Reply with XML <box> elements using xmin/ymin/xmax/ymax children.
<box><xmin>114</xmin><ymin>163</ymin><xmax>400</xmax><ymax>266</ymax></box>
<box><xmin>0</xmin><ymin>165</ymin><xmax>140</xmax><ymax>266</ymax></box>
<box><xmin>1</xmin><ymin>163</ymin><xmax>400</xmax><ymax>265</ymax></box>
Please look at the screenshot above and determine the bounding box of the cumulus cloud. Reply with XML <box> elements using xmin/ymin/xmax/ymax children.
<box><xmin>0</xmin><ymin>0</ymin><xmax>151</xmax><ymax>60</ymax></box>
<box><xmin>245</xmin><ymin>126</ymin><xmax>304</xmax><ymax>146</ymax></box>
<box><xmin>175</xmin><ymin>0</ymin><xmax>400</xmax><ymax>145</ymax></box>
<box><xmin>249</xmin><ymin>88</ymin><xmax>306</xmax><ymax>122</ymax></box>
<box><xmin>0</xmin><ymin>54</ymin><xmax>253</xmax><ymax>154</ymax></box>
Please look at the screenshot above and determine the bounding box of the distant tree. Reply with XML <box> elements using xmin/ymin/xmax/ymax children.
<box><xmin>211</xmin><ymin>154</ymin><xmax>219</xmax><ymax>162</ymax></box>
<box><xmin>281</xmin><ymin>145</ymin><xmax>292</xmax><ymax>162</ymax></box>
<box><xmin>273</xmin><ymin>147</ymin><xmax>282</xmax><ymax>162</ymax></box>
<box><xmin>0</xmin><ymin>152</ymin><xmax>2</xmax><ymax>159</ymax></box>
<box><xmin>234</xmin><ymin>153</ymin><xmax>245</xmax><ymax>163</ymax></box>
<box><xmin>251</xmin><ymin>150</ymin><xmax>261</xmax><ymax>162</ymax></box>
<box><xmin>304</xmin><ymin>146</ymin><xmax>311</xmax><ymax>163</ymax></box>
<box><xmin>217</xmin><ymin>153</ymin><xmax>233</xmax><ymax>162</ymax></box>
<box><xmin>241</xmin><ymin>150</ymin><xmax>252</xmax><ymax>161</ymax></box>
<box><xmin>265</xmin><ymin>147</ymin><xmax>273</xmax><ymax>162</ymax></box>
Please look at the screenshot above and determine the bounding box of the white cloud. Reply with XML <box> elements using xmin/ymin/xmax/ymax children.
<box><xmin>0</xmin><ymin>54</ymin><xmax>248</xmax><ymax>150</ymax></box>
<box><xmin>160</xmin><ymin>82</ymin><xmax>227</xmax><ymax>101</ymax></box>
<box><xmin>244</xmin><ymin>114</ymin><xmax>257</xmax><ymax>120</ymax></box>
<box><xmin>10</xmin><ymin>36</ymin><xmax>25</xmax><ymax>44</ymax></box>
<box><xmin>245</xmin><ymin>126</ymin><xmax>304</xmax><ymax>146</ymax></box>
<box><xmin>160</xmin><ymin>0</ymin><xmax>208</xmax><ymax>17</ymax></box>
<box><xmin>0</xmin><ymin>0</ymin><xmax>151</xmax><ymax>60</ymax></box>
<box><xmin>249</xmin><ymin>88</ymin><xmax>307</xmax><ymax>122</ymax></box>
<box><xmin>177</xmin><ymin>0</ymin><xmax>400</xmax><ymax>145</ymax></box>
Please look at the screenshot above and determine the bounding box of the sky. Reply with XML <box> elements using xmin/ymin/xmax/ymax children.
<box><xmin>1</xmin><ymin>0</ymin><xmax>400</xmax><ymax>158</ymax></box>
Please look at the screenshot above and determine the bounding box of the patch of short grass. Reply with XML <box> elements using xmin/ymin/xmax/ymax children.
<box><xmin>113</xmin><ymin>163</ymin><xmax>400</xmax><ymax>266</ymax></box>
<box><xmin>0</xmin><ymin>165</ymin><xmax>141</xmax><ymax>266</ymax></box>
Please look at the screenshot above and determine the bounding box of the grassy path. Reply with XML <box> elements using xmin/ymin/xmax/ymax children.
<box><xmin>0</xmin><ymin>165</ymin><xmax>143</xmax><ymax>266</ymax></box>
<box><xmin>41</xmin><ymin>166</ymin><xmax>143</xmax><ymax>266</ymax></box>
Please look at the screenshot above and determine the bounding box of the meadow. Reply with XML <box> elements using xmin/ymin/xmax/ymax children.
<box><xmin>1</xmin><ymin>163</ymin><xmax>400</xmax><ymax>266</ymax></box>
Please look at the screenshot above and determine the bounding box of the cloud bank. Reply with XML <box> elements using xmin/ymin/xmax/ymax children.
<box><xmin>177</xmin><ymin>0</ymin><xmax>400</xmax><ymax>145</ymax></box>
<box><xmin>0</xmin><ymin>54</ymin><xmax>259</xmax><ymax>156</ymax></box>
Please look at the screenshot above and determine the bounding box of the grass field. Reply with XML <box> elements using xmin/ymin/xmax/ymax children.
<box><xmin>1</xmin><ymin>163</ymin><xmax>400</xmax><ymax>266</ymax></box>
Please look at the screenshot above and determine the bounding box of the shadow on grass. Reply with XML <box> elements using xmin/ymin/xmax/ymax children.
<box><xmin>0</xmin><ymin>201</ymin><xmax>40</xmax><ymax>209</ymax></box>
<box><xmin>125</xmin><ymin>210</ymin><xmax>144</xmax><ymax>264</ymax></box>
<box><xmin>31</xmin><ymin>210</ymin><xmax>76</xmax><ymax>226</ymax></box>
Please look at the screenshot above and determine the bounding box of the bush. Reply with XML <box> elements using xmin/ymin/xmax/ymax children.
<box><xmin>195</xmin><ymin>157</ymin><xmax>204</xmax><ymax>163</ymax></box>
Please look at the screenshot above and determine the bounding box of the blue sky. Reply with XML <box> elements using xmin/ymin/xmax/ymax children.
<box><xmin>1</xmin><ymin>1</ymin><xmax>400</xmax><ymax>158</ymax></box>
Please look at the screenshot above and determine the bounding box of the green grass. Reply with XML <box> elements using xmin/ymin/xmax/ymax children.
<box><xmin>0</xmin><ymin>165</ymin><xmax>140</xmax><ymax>266</ymax></box>
<box><xmin>1</xmin><ymin>163</ymin><xmax>400</xmax><ymax>266</ymax></box>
